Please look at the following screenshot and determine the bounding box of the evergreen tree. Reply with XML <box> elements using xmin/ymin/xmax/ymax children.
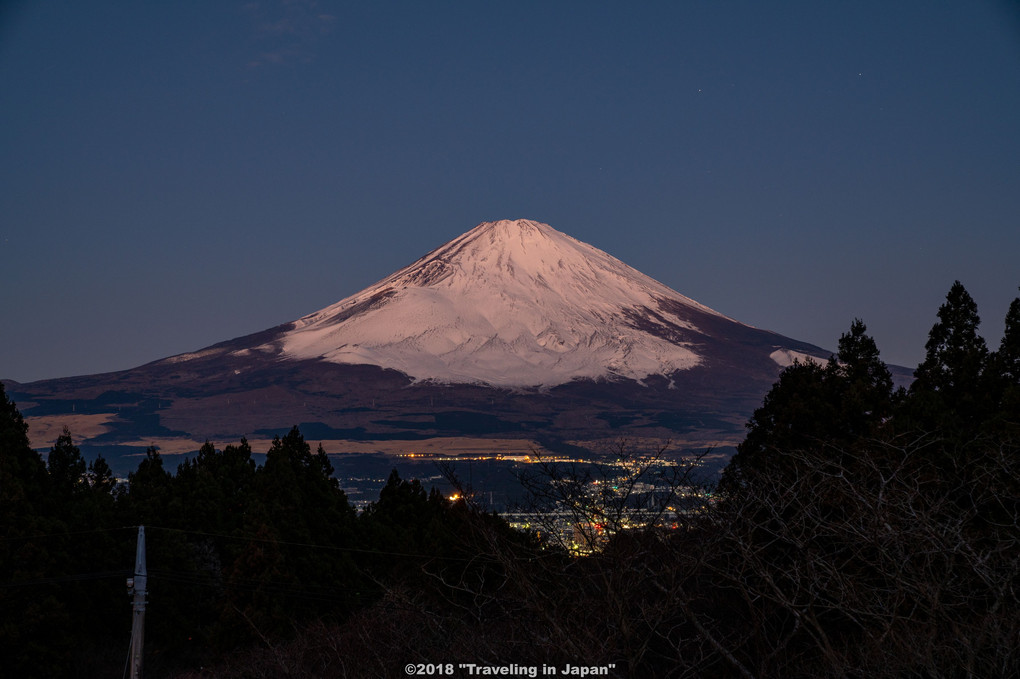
<box><xmin>721</xmin><ymin>320</ymin><xmax>894</xmax><ymax>493</ymax></box>
<box><xmin>164</xmin><ymin>440</ymin><xmax>259</xmax><ymax>656</ymax></box>
<box><xmin>254</xmin><ymin>428</ymin><xmax>354</xmax><ymax>543</ymax></box>
<box><xmin>0</xmin><ymin>385</ymin><xmax>74</xmax><ymax>677</ymax></box>
<box><xmin>361</xmin><ymin>469</ymin><xmax>454</xmax><ymax>563</ymax></box>
<box><xmin>46</xmin><ymin>427</ymin><xmax>88</xmax><ymax>520</ymax></box>
<box><xmin>122</xmin><ymin>446</ymin><xmax>173</xmax><ymax>526</ymax></box>
<box><xmin>0</xmin><ymin>382</ymin><xmax>51</xmax><ymax>540</ymax></box>
<box><xmin>909</xmin><ymin>281</ymin><xmax>990</xmax><ymax>431</ymax></box>
<box><xmin>172</xmin><ymin>439</ymin><xmax>256</xmax><ymax>534</ymax></box>
<box><xmin>969</xmin><ymin>290</ymin><xmax>1020</xmax><ymax>461</ymax></box>
<box><xmin>86</xmin><ymin>454</ymin><xmax>116</xmax><ymax>496</ymax></box>
<box><xmin>0</xmin><ymin>383</ymin><xmax>47</xmax><ymax>511</ymax></box>
<box><xmin>830</xmin><ymin>318</ymin><xmax>895</xmax><ymax>438</ymax></box>
<box><xmin>370</xmin><ymin>469</ymin><xmax>433</xmax><ymax>525</ymax></box>
<box><xmin>992</xmin><ymin>290</ymin><xmax>1020</xmax><ymax>415</ymax></box>
<box><xmin>721</xmin><ymin>359</ymin><xmax>833</xmax><ymax>489</ymax></box>
<box><xmin>221</xmin><ymin>428</ymin><xmax>360</xmax><ymax>642</ymax></box>
<box><xmin>999</xmin><ymin>292</ymin><xmax>1020</xmax><ymax>381</ymax></box>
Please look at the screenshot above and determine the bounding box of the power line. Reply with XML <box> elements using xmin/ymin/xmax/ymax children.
<box><xmin>0</xmin><ymin>569</ymin><xmax>130</xmax><ymax>589</ymax></box>
<box><xmin>0</xmin><ymin>525</ymin><xmax>137</xmax><ymax>544</ymax></box>
<box><xmin>145</xmin><ymin>525</ymin><xmax>528</xmax><ymax>563</ymax></box>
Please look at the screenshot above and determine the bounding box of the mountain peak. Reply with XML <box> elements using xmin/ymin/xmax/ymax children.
<box><xmin>466</xmin><ymin>218</ymin><xmax>555</xmax><ymax>250</ymax></box>
<box><xmin>478</xmin><ymin>218</ymin><xmax>549</xmax><ymax>230</ymax></box>
<box><xmin>258</xmin><ymin>218</ymin><xmax>756</xmax><ymax>387</ymax></box>
<box><xmin>478</xmin><ymin>218</ymin><xmax>547</xmax><ymax>231</ymax></box>
<box><xmin>13</xmin><ymin>216</ymin><xmax>837</xmax><ymax>458</ymax></box>
<box><xmin>433</xmin><ymin>218</ymin><xmax>578</xmax><ymax>270</ymax></box>
<box><xmin>476</xmin><ymin>218</ymin><xmax>559</xmax><ymax>241</ymax></box>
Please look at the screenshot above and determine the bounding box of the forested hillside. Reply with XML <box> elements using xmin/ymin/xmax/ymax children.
<box><xmin>2</xmin><ymin>281</ymin><xmax>1017</xmax><ymax>678</ymax></box>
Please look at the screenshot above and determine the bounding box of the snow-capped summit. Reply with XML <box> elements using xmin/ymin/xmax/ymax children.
<box><xmin>11</xmin><ymin>217</ymin><xmax>852</xmax><ymax>454</ymax></box>
<box><xmin>262</xmin><ymin>219</ymin><xmax>748</xmax><ymax>387</ymax></box>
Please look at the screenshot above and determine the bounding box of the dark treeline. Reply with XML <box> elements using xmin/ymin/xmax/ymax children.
<box><xmin>2</xmin><ymin>280</ymin><xmax>1019</xmax><ymax>678</ymax></box>
<box><xmin>0</xmin><ymin>407</ymin><xmax>529</xmax><ymax>678</ymax></box>
<box><xmin>708</xmin><ymin>282</ymin><xmax>1020</xmax><ymax>677</ymax></box>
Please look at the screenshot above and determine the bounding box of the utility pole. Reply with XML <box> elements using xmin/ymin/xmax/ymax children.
<box><xmin>127</xmin><ymin>526</ymin><xmax>147</xmax><ymax>679</ymax></box>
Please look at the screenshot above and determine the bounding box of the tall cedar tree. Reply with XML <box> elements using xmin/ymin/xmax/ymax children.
<box><xmin>0</xmin><ymin>386</ymin><xmax>87</xmax><ymax>676</ymax></box>
<box><xmin>998</xmin><ymin>292</ymin><xmax>1020</xmax><ymax>383</ymax></box>
<box><xmin>46</xmin><ymin>427</ymin><xmax>87</xmax><ymax>517</ymax></box>
<box><xmin>722</xmin><ymin>319</ymin><xmax>893</xmax><ymax>489</ymax></box>
<box><xmin>171</xmin><ymin>438</ymin><xmax>256</xmax><ymax>535</ymax></box>
<box><xmin>908</xmin><ymin>281</ymin><xmax>990</xmax><ymax>433</ymax></box>
<box><xmin>1</xmin><ymin>384</ymin><xmax>58</xmax><ymax>676</ymax></box>
<box><xmin>990</xmin><ymin>290</ymin><xmax>1020</xmax><ymax>418</ymax></box>
<box><xmin>221</xmin><ymin>427</ymin><xmax>361</xmax><ymax>644</ymax></box>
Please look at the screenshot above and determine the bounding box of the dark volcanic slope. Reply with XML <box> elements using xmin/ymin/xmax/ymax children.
<box><xmin>6</xmin><ymin>306</ymin><xmax>832</xmax><ymax>453</ymax></box>
<box><xmin>7</xmin><ymin>219</ymin><xmax>876</xmax><ymax>460</ymax></box>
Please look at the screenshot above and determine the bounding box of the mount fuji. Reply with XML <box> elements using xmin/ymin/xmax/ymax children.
<box><xmin>189</xmin><ymin>219</ymin><xmax>781</xmax><ymax>387</ymax></box>
<box><xmin>6</xmin><ymin>219</ymin><xmax>853</xmax><ymax>466</ymax></box>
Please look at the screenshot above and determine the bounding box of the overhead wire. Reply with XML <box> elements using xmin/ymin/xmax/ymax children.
<box><xmin>144</xmin><ymin>524</ymin><xmax>542</xmax><ymax>563</ymax></box>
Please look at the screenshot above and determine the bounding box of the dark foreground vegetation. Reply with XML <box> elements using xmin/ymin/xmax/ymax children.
<box><xmin>2</xmin><ymin>281</ymin><xmax>1018</xmax><ymax>678</ymax></box>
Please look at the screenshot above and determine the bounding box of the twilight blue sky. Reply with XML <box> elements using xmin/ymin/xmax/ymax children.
<box><xmin>2</xmin><ymin>0</ymin><xmax>1019</xmax><ymax>384</ymax></box>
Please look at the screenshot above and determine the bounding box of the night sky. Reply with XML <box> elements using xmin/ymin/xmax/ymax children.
<box><xmin>2</xmin><ymin>1</ymin><xmax>1019</xmax><ymax>384</ymax></box>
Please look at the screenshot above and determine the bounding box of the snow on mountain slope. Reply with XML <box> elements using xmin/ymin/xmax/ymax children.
<box><xmin>253</xmin><ymin>219</ymin><xmax>764</xmax><ymax>387</ymax></box>
<box><xmin>770</xmin><ymin>348</ymin><xmax>831</xmax><ymax>368</ymax></box>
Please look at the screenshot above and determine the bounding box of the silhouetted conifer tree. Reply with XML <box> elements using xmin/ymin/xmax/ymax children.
<box><xmin>908</xmin><ymin>281</ymin><xmax>990</xmax><ymax>433</ymax></box>
<box><xmin>46</xmin><ymin>427</ymin><xmax>87</xmax><ymax>518</ymax></box>
<box><xmin>219</xmin><ymin>428</ymin><xmax>360</xmax><ymax>644</ymax></box>
<box><xmin>172</xmin><ymin>439</ymin><xmax>256</xmax><ymax>535</ymax></box>
<box><xmin>722</xmin><ymin>319</ymin><xmax>894</xmax><ymax>491</ymax></box>
<box><xmin>0</xmin><ymin>385</ymin><xmax>75</xmax><ymax>676</ymax></box>
<box><xmin>832</xmin><ymin>318</ymin><xmax>895</xmax><ymax>433</ymax></box>
<box><xmin>123</xmin><ymin>446</ymin><xmax>173</xmax><ymax>526</ymax></box>
<box><xmin>991</xmin><ymin>290</ymin><xmax>1020</xmax><ymax>417</ymax></box>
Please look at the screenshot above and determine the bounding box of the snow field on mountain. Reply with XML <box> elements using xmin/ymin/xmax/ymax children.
<box><xmin>273</xmin><ymin>220</ymin><xmax>730</xmax><ymax>386</ymax></box>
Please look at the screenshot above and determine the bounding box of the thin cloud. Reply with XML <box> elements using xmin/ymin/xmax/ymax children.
<box><xmin>244</xmin><ymin>0</ymin><xmax>335</xmax><ymax>68</ymax></box>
